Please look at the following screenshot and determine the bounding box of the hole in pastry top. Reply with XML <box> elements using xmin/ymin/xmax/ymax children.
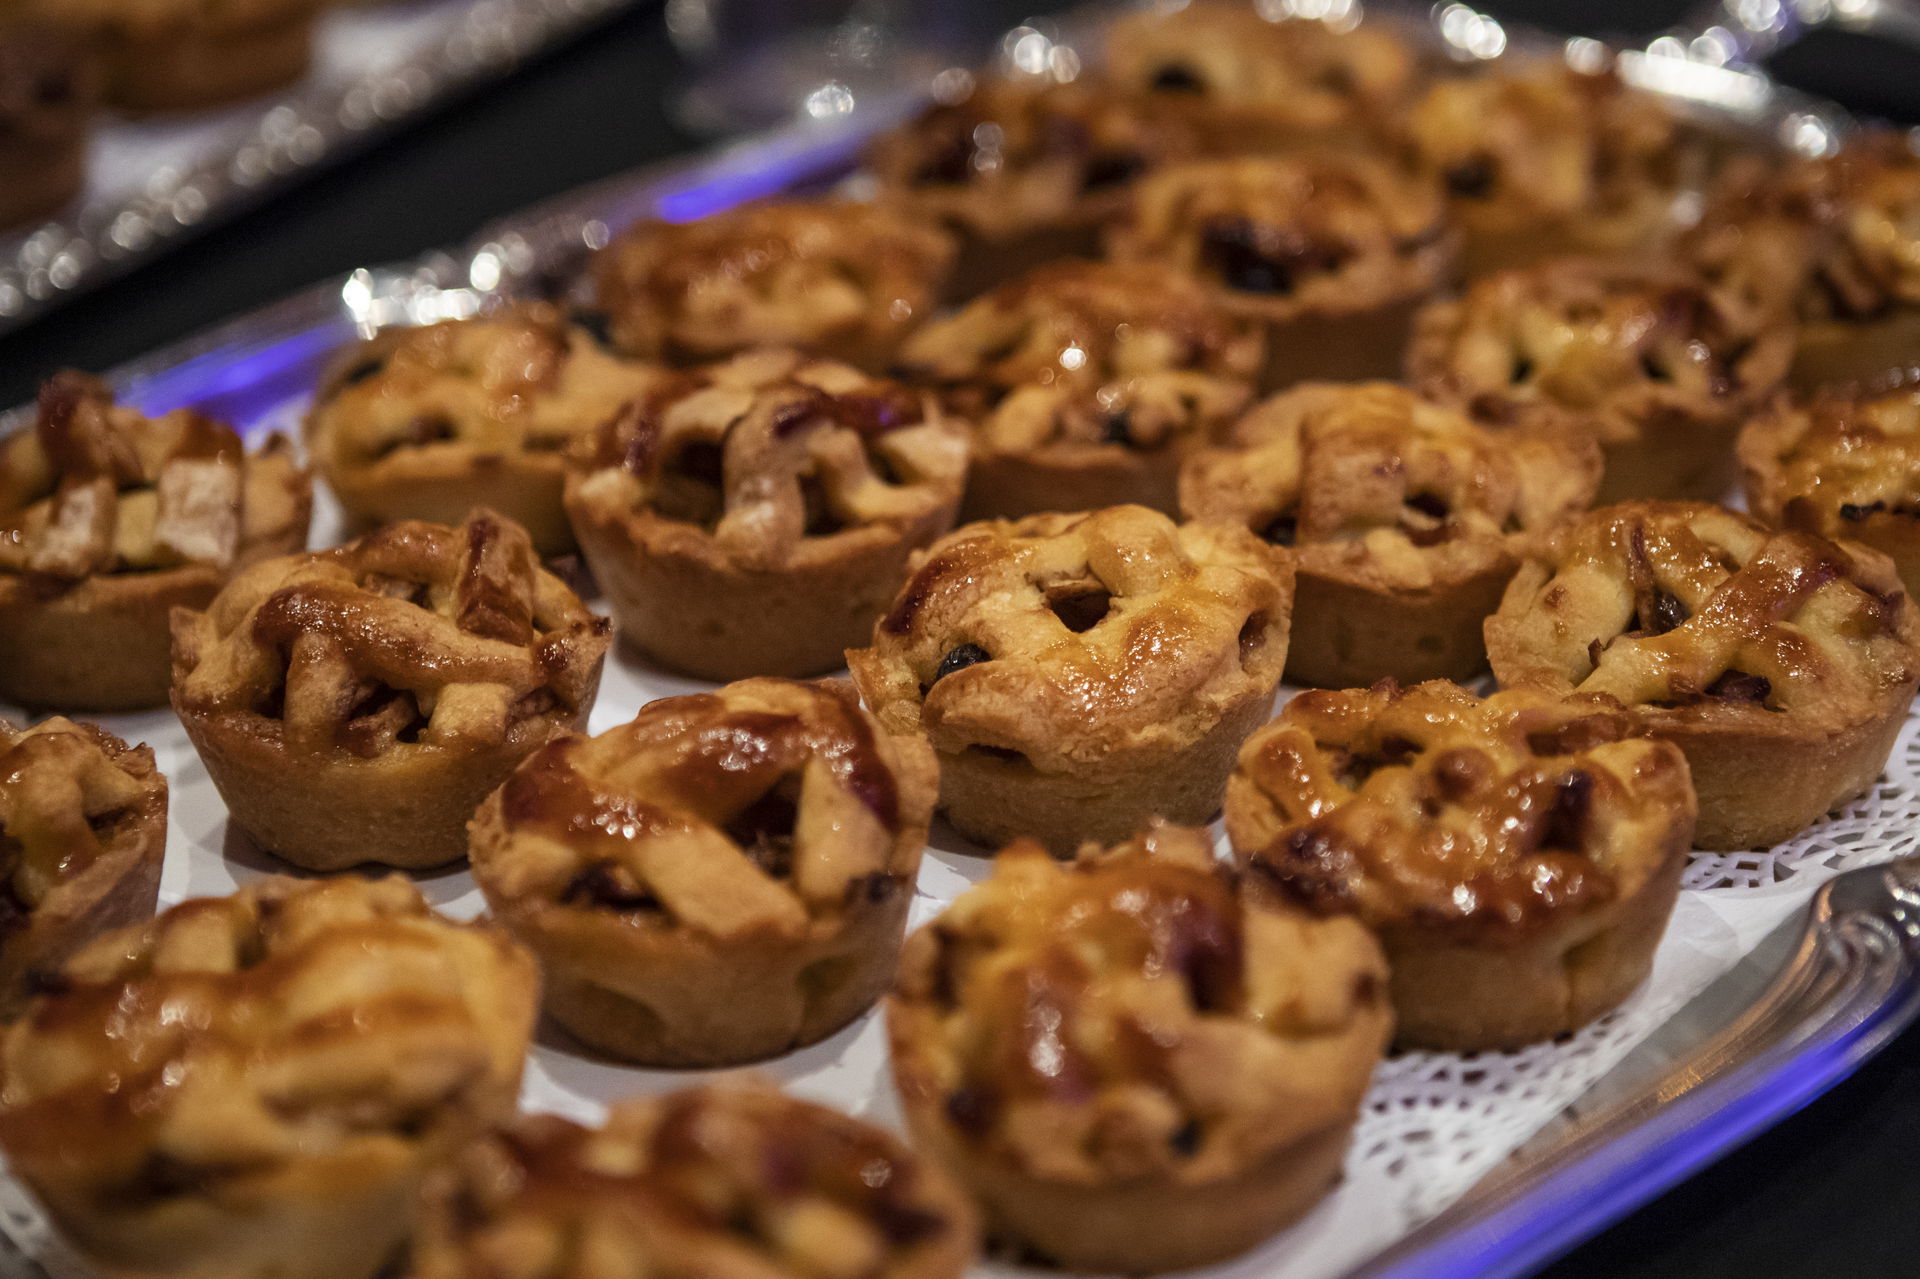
<box><xmin>893</xmin><ymin>260</ymin><xmax>1264</xmax><ymax>455</ymax></box>
<box><xmin>893</xmin><ymin>824</ymin><xmax>1387</xmax><ymax>1177</ymax></box>
<box><xmin>1410</xmin><ymin>258</ymin><xmax>1790</xmax><ymax>432</ymax></box>
<box><xmin>1177</xmin><ymin>381</ymin><xmax>1599</xmax><ymax>571</ymax></box>
<box><xmin>0</xmin><ymin>370</ymin><xmax>309</xmax><ymax>585</ymax></box>
<box><xmin>306</xmin><ymin>303</ymin><xmax>658</xmax><ymax>470</ymax></box>
<box><xmin>170</xmin><ymin>509</ymin><xmax>609</xmax><ymax>759</ymax></box>
<box><xmin>1109</xmin><ymin>155</ymin><xmax>1451</xmax><ymax>314</ymax></box>
<box><xmin>590</xmin><ymin>198</ymin><xmax>957</xmax><ymax>364</ymax></box>
<box><xmin>423</xmin><ymin>1086</ymin><xmax>970</xmax><ymax>1271</ymax></box>
<box><xmin>567</xmin><ymin>350</ymin><xmax>965</xmax><ymax>549</ymax></box>
<box><xmin>1498</xmin><ymin>501</ymin><xmax>1920</xmax><ymax>722</ymax></box>
<box><xmin>487</xmin><ymin>678</ymin><xmax>923</xmax><ymax>933</ymax></box>
<box><xmin>1408</xmin><ymin>62</ymin><xmax>1684</xmax><ymax>229</ymax></box>
<box><xmin>1230</xmin><ymin>680</ymin><xmax>1692</xmax><ymax>936</ymax></box>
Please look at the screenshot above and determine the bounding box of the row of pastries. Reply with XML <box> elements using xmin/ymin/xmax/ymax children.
<box><xmin>3</xmin><ymin>2</ymin><xmax>1920</xmax><ymax>1275</ymax></box>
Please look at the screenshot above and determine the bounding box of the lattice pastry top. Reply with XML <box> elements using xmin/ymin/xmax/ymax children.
<box><xmin>0</xmin><ymin>875</ymin><xmax>535</xmax><ymax>1240</ymax></box>
<box><xmin>867</xmin><ymin>75</ymin><xmax>1205</xmax><ymax>238</ymax></box>
<box><xmin>0</xmin><ymin>716</ymin><xmax>164</xmax><ymax>935</ymax></box>
<box><xmin>565</xmin><ymin>349</ymin><xmax>968</xmax><ymax>572</ymax></box>
<box><xmin>1486</xmin><ymin>501</ymin><xmax>1920</xmax><ymax>729</ymax></box>
<box><xmin>1408</xmin><ymin>258</ymin><xmax>1793</xmax><ymax>446</ymax></box>
<box><xmin>1407</xmin><ymin>62</ymin><xmax>1686</xmax><ymax>235</ymax></box>
<box><xmin>889</xmin><ymin>825</ymin><xmax>1390</xmax><ymax>1182</ymax></box>
<box><xmin>305</xmin><ymin>304</ymin><xmax>659</xmax><ymax>477</ymax></box>
<box><xmin>1103</xmin><ymin>1</ymin><xmax>1417</xmax><ymax>136</ymax></box>
<box><xmin>1688</xmin><ymin>129</ymin><xmax>1920</xmax><ymax>323</ymax></box>
<box><xmin>1179</xmin><ymin>382</ymin><xmax>1601</xmax><ymax>592</ymax></box>
<box><xmin>479</xmin><ymin>678</ymin><xmax>937</xmax><ymax>942</ymax></box>
<box><xmin>593</xmin><ymin>200</ymin><xmax>956</xmax><ymax>367</ymax></box>
<box><xmin>849</xmin><ymin>506</ymin><xmax>1292</xmax><ymax>764</ymax></box>
<box><xmin>895</xmin><ymin>260</ymin><xmax>1264</xmax><ymax>458</ymax></box>
<box><xmin>0</xmin><ymin>371</ymin><xmax>309</xmax><ymax>587</ymax></box>
<box><xmin>1741</xmin><ymin>376</ymin><xmax>1920</xmax><ymax>539</ymax></box>
<box><xmin>1226</xmin><ymin>681</ymin><xmax>1693</xmax><ymax>938</ymax></box>
<box><xmin>413</xmin><ymin>1084</ymin><xmax>977</xmax><ymax>1279</ymax></box>
<box><xmin>1106</xmin><ymin>154</ymin><xmax>1451</xmax><ymax>319</ymax></box>
<box><xmin>170</xmin><ymin>509</ymin><xmax>609</xmax><ymax>760</ymax></box>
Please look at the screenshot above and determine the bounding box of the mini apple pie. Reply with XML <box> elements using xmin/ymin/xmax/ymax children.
<box><xmin>305</xmin><ymin>305</ymin><xmax>660</xmax><ymax>554</ymax></box>
<box><xmin>1407</xmin><ymin>61</ymin><xmax>1694</xmax><ymax>278</ymax></box>
<box><xmin>848</xmin><ymin>505</ymin><xmax>1291</xmax><ymax>854</ymax></box>
<box><xmin>170</xmin><ymin>508</ymin><xmax>610</xmax><ymax>872</ymax></box>
<box><xmin>0</xmin><ymin>717</ymin><xmax>165</xmax><ymax>1018</ymax></box>
<box><xmin>1226</xmin><ymin>681</ymin><xmax>1694</xmax><ymax>1050</ymax></box>
<box><xmin>0</xmin><ymin>874</ymin><xmax>537</xmax><ymax>1279</ymax></box>
<box><xmin>1180</xmin><ymin>382</ymin><xmax>1600</xmax><ymax>688</ymax></box>
<box><xmin>470</xmin><ymin>677</ymin><xmax>936</xmax><ymax>1066</ymax></box>
<box><xmin>868</xmin><ymin>75</ymin><xmax>1204</xmax><ymax>296</ymax></box>
<box><xmin>593</xmin><ymin>199</ymin><xmax>956</xmax><ymax>370</ymax></box>
<box><xmin>26</xmin><ymin>0</ymin><xmax>321</xmax><ymax>110</ymax></box>
<box><xmin>413</xmin><ymin>1083</ymin><xmax>979</xmax><ymax>1279</ymax></box>
<box><xmin>1486</xmin><ymin>501</ymin><xmax>1920</xmax><ymax>849</ymax></box>
<box><xmin>0</xmin><ymin>371</ymin><xmax>312</xmax><ymax>711</ymax></box>
<box><xmin>1740</xmin><ymin>375</ymin><xmax>1920</xmax><ymax>599</ymax></box>
<box><xmin>1103</xmin><ymin>2</ymin><xmax>1418</xmax><ymax>153</ymax></box>
<box><xmin>895</xmin><ymin>260</ymin><xmax>1264</xmax><ymax>521</ymax></box>
<box><xmin>1686</xmin><ymin>131</ymin><xmax>1920</xmax><ymax>391</ymax></box>
<box><xmin>888</xmin><ymin>824</ymin><xmax>1390</xmax><ymax>1273</ymax></box>
<box><xmin>563</xmin><ymin>349</ymin><xmax>967</xmax><ymax>679</ymax></box>
<box><xmin>1408</xmin><ymin>257</ymin><xmax>1794</xmax><ymax>503</ymax></box>
<box><xmin>1106</xmin><ymin>153</ymin><xmax>1453</xmax><ymax>389</ymax></box>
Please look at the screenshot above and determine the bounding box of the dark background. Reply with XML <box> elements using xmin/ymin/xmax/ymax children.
<box><xmin>5</xmin><ymin>3</ymin><xmax>1920</xmax><ymax>1274</ymax></box>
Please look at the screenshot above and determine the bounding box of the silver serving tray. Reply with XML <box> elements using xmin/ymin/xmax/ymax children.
<box><xmin>8</xmin><ymin>5</ymin><xmax>1920</xmax><ymax>1277</ymax></box>
<box><xmin>0</xmin><ymin>0</ymin><xmax>645</xmax><ymax>336</ymax></box>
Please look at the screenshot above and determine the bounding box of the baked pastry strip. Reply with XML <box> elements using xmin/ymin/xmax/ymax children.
<box><xmin>470</xmin><ymin>677</ymin><xmax>937</xmax><ymax>1066</ymax></box>
<box><xmin>888</xmin><ymin>824</ymin><xmax>1390</xmax><ymax>1273</ymax></box>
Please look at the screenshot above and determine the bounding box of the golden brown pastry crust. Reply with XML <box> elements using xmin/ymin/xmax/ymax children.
<box><xmin>1408</xmin><ymin>257</ymin><xmax>1794</xmax><ymax>503</ymax></box>
<box><xmin>412</xmin><ymin>1083</ymin><xmax>978</xmax><ymax>1279</ymax></box>
<box><xmin>1226</xmin><ymin>681</ymin><xmax>1693</xmax><ymax>1050</ymax></box>
<box><xmin>0</xmin><ymin>371</ymin><xmax>312</xmax><ymax>711</ymax></box>
<box><xmin>563</xmin><ymin>349</ymin><xmax>968</xmax><ymax>680</ymax></box>
<box><xmin>1686</xmin><ymin>131</ymin><xmax>1920</xmax><ymax>389</ymax></box>
<box><xmin>0</xmin><ymin>875</ymin><xmax>537</xmax><ymax>1279</ymax></box>
<box><xmin>867</xmin><ymin>74</ymin><xmax>1204</xmax><ymax>293</ymax></box>
<box><xmin>888</xmin><ymin>824</ymin><xmax>1390</xmax><ymax>1273</ymax></box>
<box><xmin>1740</xmin><ymin>375</ymin><xmax>1920</xmax><ymax>600</ymax></box>
<box><xmin>594</xmin><ymin>200</ymin><xmax>956</xmax><ymax>370</ymax></box>
<box><xmin>169</xmin><ymin>508</ymin><xmax>610</xmax><ymax>872</ymax></box>
<box><xmin>1103</xmin><ymin>3</ymin><xmax>1418</xmax><ymax>151</ymax></box>
<box><xmin>0</xmin><ymin>717</ymin><xmax>165</xmax><ymax>1019</ymax></box>
<box><xmin>0</xmin><ymin>19</ymin><xmax>95</xmax><ymax>228</ymax></box>
<box><xmin>1106</xmin><ymin>153</ymin><xmax>1452</xmax><ymax>387</ymax></box>
<box><xmin>895</xmin><ymin>260</ymin><xmax>1264</xmax><ymax>520</ymax></box>
<box><xmin>1408</xmin><ymin>61</ymin><xmax>1693</xmax><ymax>277</ymax></box>
<box><xmin>847</xmin><ymin>505</ymin><xmax>1292</xmax><ymax>855</ymax></box>
<box><xmin>1179</xmin><ymin>381</ymin><xmax>1601</xmax><ymax>686</ymax></box>
<box><xmin>470</xmin><ymin>677</ymin><xmax>937</xmax><ymax>1066</ymax></box>
<box><xmin>305</xmin><ymin>305</ymin><xmax>660</xmax><ymax>554</ymax></box>
<box><xmin>27</xmin><ymin>0</ymin><xmax>320</xmax><ymax>110</ymax></box>
<box><xmin>1485</xmin><ymin>500</ymin><xmax>1920</xmax><ymax>849</ymax></box>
